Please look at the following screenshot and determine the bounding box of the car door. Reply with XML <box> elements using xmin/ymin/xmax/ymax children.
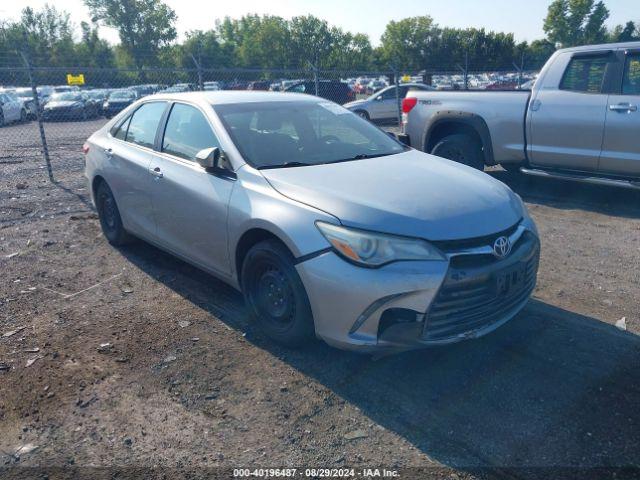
<box><xmin>598</xmin><ymin>50</ymin><xmax>640</xmax><ymax>176</ymax></box>
<box><xmin>107</xmin><ymin>101</ymin><xmax>167</xmax><ymax>238</ymax></box>
<box><xmin>149</xmin><ymin>102</ymin><xmax>234</xmax><ymax>275</ymax></box>
<box><xmin>528</xmin><ymin>51</ymin><xmax>614</xmax><ymax>171</ymax></box>
<box><xmin>367</xmin><ymin>87</ymin><xmax>395</xmax><ymax>120</ymax></box>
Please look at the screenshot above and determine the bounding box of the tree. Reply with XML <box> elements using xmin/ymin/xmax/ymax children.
<box><xmin>608</xmin><ymin>21</ymin><xmax>640</xmax><ymax>42</ymax></box>
<box><xmin>84</xmin><ymin>0</ymin><xmax>177</xmax><ymax>69</ymax></box>
<box><xmin>379</xmin><ymin>16</ymin><xmax>440</xmax><ymax>71</ymax></box>
<box><xmin>543</xmin><ymin>0</ymin><xmax>610</xmax><ymax>47</ymax></box>
<box><xmin>289</xmin><ymin>16</ymin><xmax>336</xmax><ymax>69</ymax></box>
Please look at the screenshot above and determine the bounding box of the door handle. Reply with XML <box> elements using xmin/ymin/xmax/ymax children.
<box><xmin>609</xmin><ymin>103</ymin><xmax>637</xmax><ymax>112</ymax></box>
<box><xmin>150</xmin><ymin>166</ymin><xmax>163</xmax><ymax>178</ymax></box>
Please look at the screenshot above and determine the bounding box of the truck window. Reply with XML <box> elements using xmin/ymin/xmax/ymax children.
<box><xmin>622</xmin><ymin>54</ymin><xmax>640</xmax><ymax>95</ymax></box>
<box><xmin>560</xmin><ymin>55</ymin><xmax>609</xmax><ymax>93</ymax></box>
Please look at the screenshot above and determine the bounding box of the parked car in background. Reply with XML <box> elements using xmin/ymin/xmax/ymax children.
<box><xmin>203</xmin><ymin>81</ymin><xmax>221</xmax><ymax>91</ymax></box>
<box><xmin>344</xmin><ymin>83</ymin><xmax>435</xmax><ymax>122</ymax></box>
<box><xmin>7</xmin><ymin>88</ymin><xmax>37</xmax><ymax>119</ymax></box>
<box><xmin>0</xmin><ymin>90</ymin><xmax>28</xmax><ymax>125</ymax></box>
<box><xmin>86</xmin><ymin>89</ymin><xmax>109</xmax><ymax>115</ymax></box>
<box><xmin>159</xmin><ymin>84</ymin><xmax>192</xmax><ymax>94</ymax></box>
<box><xmin>84</xmin><ymin>90</ymin><xmax>539</xmax><ymax>352</ymax></box>
<box><xmin>103</xmin><ymin>89</ymin><xmax>138</xmax><ymax>118</ymax></box>
<box><xmin>402</xmin><ymin>41</ymin><xmax>640</xmax><ymax>190</ymax></box>
<box><xmin>42</xmin><ymin>91</ymin><xmax>99</xmax><ymax>121</ymax></box>
<box><xmin>248</xmin><ymin>80</ymin><xmax>271</xmax><ymax>91</ymax></box>
<box><xmin>285</xmin><ymin>80</ymin><xmax>355</xmax><ymax>104</ymax></box>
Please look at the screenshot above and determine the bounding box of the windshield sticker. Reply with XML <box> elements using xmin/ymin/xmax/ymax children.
<box><xmin>319</xmin><ymin>102</ymin><xmax>349</xmax><ymax>115</ymax></box>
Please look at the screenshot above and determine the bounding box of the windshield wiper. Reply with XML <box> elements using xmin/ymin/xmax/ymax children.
<box><xmin>324</xmin><ymin>152</ymin><xmax>394</xmax><ymax>164</ymax></box>
<box><xmin>258</xmin><ymin>161</ymin><xmax>312</xmax><ymax>170</ymax></box>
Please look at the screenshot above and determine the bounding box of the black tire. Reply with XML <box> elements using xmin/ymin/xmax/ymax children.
<box><xmin>0</xmin><ymin>111</ymin><xmax>4</xmax><ymax>127</ymax></box>
<box><xmin>241</xmin><ymin>240</ymin><xmax>315</xmax><ymax>347</ymax></box>
<box><xmin>19</xmin><ymin>109</ymin><xmax>27</xmax><ymax>123</ymax></box>
<box><xmin>431</xmin><ymin>133</ymin><xmax>484</xmax><ymax>170</ymax></box>
<box><xmin>81</xmin><ymin>108</ymin><xmax>88</xmax><ymax>121</ymax></box>
<box><xmin>95</xmin><ymin>181</ymin><xmax>133</xmax><ymax>246</ymax></box>
<box><xmin>355</xmin><ymin>109</ymin><xmax>370</xmax><ymax>121</ymax></box>
<box><xmin>501</xmin><ymin>163</ymin><xmax>522</xmax><ymax>174</ymax></box>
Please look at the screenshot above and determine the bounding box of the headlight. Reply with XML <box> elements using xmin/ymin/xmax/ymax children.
<box><xmin>316</xmin><ymin>221</ymin><xmax>445</xmax><ymax>267</ymax></box>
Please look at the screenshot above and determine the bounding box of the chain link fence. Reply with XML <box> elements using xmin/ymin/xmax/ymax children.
<box><xmin>0</xmin><ymin>62</ymin><xmax>539</xmax><ymax>184</ymax></box>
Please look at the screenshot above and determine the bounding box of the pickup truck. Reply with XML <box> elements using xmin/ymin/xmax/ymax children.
<box><xmin>401</xmin><ymin>41</ymin><xmax>640</xmax><ymax>190</ymax></box>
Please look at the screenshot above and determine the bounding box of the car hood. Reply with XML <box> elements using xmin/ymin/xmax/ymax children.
<box><xmin>343</xmin><ymin>99</ymin><xmax>367</xmax><ymax>109</ymax></box>
<box><xmin>45</xmin><ymin>101</ymin><xmax>81</xmax><ymax>109</ymax></box>
<box><xmin>260</xmin><ymin>150</ymin><xmax>523</xmax><ymax>241</ymax></box>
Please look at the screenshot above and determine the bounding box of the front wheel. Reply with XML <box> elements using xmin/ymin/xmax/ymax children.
<box><xmin>95</xmin><ymin>181</ymin><xmax>133</xmax><ymax>246</ymax></box>
<box><xmin>354</xmin><ymin>109</ymin><xmax>370</xmax><ymax>121</ymax></box>
<box><xmin>431</xmin><ymin>133</ymin><xmax>484</xmax><ymax>170</ymax></box>
<box><xmin>20</xmin><ymin>109</ymin><xmax>27</xmax><ymax>123</ymax></box>
<box><xmin>241</xmin><ymin>240</ymin><xmax>315</xmax><ymax>347</ymax></box>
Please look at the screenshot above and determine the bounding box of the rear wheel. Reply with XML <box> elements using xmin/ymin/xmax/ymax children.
<box><xmin>0</xmin><ymin>111</ymin><xmax>4</xmax><ymax>127</ymax></box>
<box><xmin>19</xmin><ymin>109</ymin><xmax>27</xmax><ymax>123</ymax></box>
<box><xmin>95</xmin><ymin>181</ymin><xmax>133</xmax><ymax>246</ymax></box>
<box><xmin>241</xmin><ymin>240</ymin><xmax>315</xmax><ymax>347</ymax></box>
<box><xmin>431</xmin><ymin>133</ymin><xmax>484</xmax><ymax>170</ymax></box>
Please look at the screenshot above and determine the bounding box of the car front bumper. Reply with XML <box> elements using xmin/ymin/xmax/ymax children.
<box><xmin>296</xmin><ymin>220</ymin><xmax>539</xmax><ymax>353</ymax></box>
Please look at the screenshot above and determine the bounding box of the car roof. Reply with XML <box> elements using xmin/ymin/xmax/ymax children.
<box><xmin>558</xmin><ymin>41</ymin><xmax>640</xmax><ymax>53</ymax></box>
<box><xmin>146</xmin><ymin>90</ymin><xmax>322</xmax><ymax>105</ymax></box>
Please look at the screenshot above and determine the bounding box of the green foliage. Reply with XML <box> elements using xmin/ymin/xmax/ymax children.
<box><xmin>84</xmin><ymin>0</ymin><xmax>177</xmax><ymax>68</ymax></box>
<box><xmin>543</xmin><ymin>0</ymin><xmax>610</xmax><ymax>47</ymax></box>
<box><xmin>0</xmin><ymin>0</ymin><xmax>638</xmax><ymax>79</ymax></box>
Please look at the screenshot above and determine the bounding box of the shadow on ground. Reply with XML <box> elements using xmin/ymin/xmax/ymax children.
<box><xmin>488</xmin><ymin>170</ymin><xmax>640</xmax><ymax>219</ymax></box>
<box><xmin>120</xmin><ymin>241</ymin><xmax>640</xmax><ymax>476</ymax></box>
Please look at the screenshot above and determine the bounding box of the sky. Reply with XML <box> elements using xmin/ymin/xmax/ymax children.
<box><xmin>1</xmin><ymin>0</ymin><xmax>638</xmax><ymax>45</ymax></box>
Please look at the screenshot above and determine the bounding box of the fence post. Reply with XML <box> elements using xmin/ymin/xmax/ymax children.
<box><xmin>464</xmin><ymin>51</ymin><xmax>469</xmax><ymax>90</ymax></box>
<box><xmin>190</xmin><ymin>53</ymin><xmax>204</xmax><ymax>91</ymax></box>
<box><xmin>19</xmin><ymin>49</ymin><xmax>53</xmax><ymax>183</ymax></box>
<box><xmin>313</xmin><ymin>64</ymin><xmax>319</xmax><ymax>96</ymax></box>
<box><xmin>394</xmin><ymin>67</ymin><xmax>401</xmax><ymax>128</ymax></box>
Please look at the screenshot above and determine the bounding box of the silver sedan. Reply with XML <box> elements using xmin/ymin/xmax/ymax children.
<box><xmin>84</xmin><ymin>91</ymin><xmax>539</xmax><ymax>352</ymax></box>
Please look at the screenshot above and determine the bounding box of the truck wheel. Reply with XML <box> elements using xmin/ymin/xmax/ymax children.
<box><xmin>241</xmin><ymin>240</ymin><xmax>315</xmax><ymax>347</ymax></box>
<box><xmin>431</xmin><ymin>134</ymin><xmax>484</xmax><ymax>170</ymax></box>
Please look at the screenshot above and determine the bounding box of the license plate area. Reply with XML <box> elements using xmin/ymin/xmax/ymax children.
<box><xmin>494</xmin><ymin>263</ymin><xmax>527</xmax><ymax>296</ymax></box>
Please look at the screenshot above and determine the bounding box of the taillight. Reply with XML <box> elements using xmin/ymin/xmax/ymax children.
<box><xmin>402</xmin><ymin>97</ymin><xmax>418</xmax><ymax>113</ymax></box>
<box><xmin>82</xmin><ymin>142</ymin><xmax>90</xmax><ymax>154</ymax></box>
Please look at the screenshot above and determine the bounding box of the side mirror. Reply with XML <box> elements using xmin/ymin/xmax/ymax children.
<box><xmin>195</xmin><ymin>147</ymin><xmax>221</xmax><ymax>170</ymax></box>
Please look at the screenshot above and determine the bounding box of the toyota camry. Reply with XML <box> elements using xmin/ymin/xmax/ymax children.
<box><xmin>83</xmin><ymin>91</ymin><xmax>539</xmax><ymax>352</ymax></box>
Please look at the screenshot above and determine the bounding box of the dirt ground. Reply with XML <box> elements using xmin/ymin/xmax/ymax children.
<box><xmin>1</xmin><ymin>119</ymin><xmax>639</xmax><ymax>479</ymax></box>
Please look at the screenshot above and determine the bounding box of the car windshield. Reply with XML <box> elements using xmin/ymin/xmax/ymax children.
<box><xmin>109</xmin><ymin>91</ymin><xmax>134</xmax><ymax>100</ymax></box>
<box><xmin>51</xmin><ymin>93</ymin><xmax>82</xmax><ymax>101</ymax></box>
<box><xmin>213</xmin><ymin>101</ymin><xmax>406</xmax><ymax>169</ymax></box>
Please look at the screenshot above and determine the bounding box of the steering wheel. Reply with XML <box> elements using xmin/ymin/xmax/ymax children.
<box><xmin>320</xmin><ymin>135</ymin><xmax>340</xmax><ymax>145</ymax></box>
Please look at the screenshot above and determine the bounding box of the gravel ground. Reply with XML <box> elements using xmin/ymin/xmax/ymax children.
<box><xmin>0</xmin><ymin>118</ymin><xmax>639</xmax><ymax>480</ymax></box>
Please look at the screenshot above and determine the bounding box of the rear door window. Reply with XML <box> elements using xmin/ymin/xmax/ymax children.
<box><xmin>162</xmin><ymin>103</ymin><xmax>220</xmax><ymax>161</ymax></box>
<box><xmin>560</xmin><ymin>55</ymin><xmax>609</xmax><ymax>93</ymax></box>
<box><xmin>622</xmin><ymin>53</ymin><xmax>640</xmax><ymax>95</ymax></box>
<box><xmin>125</xmin><ymin>102</ymin><xmax>166</xmax><ymax>148</ymax></box>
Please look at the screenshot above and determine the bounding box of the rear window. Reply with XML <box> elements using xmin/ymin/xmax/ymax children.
<box><xmin>124</xmin><ymin>102</ymin><xmax>166</xmax><ymax>149</ymax></box>
<box><xmin>560</xmin><ymin>55</ymin><xmax>609</xmax><ymax>93</ymax></box>
<box><xmin>622</xmin><ymin>54</ymin><xmax>640</xmax><ymax>95</ymax></box>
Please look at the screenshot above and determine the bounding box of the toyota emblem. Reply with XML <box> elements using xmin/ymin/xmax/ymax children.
<box><xmin>493</xmin><ymin>236</ymin><xmax>512</xmax><ymax>258</ymax></box>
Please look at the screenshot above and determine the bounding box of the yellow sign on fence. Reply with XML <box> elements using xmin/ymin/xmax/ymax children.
<box><xmin>66</xmin><ymin>74</ymin><xmax>85</xmax><ymax>86</ymax></box>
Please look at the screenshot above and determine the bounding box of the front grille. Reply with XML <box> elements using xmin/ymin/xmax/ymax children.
<box><xmin>431</xmin><ymin>220</ymin><xmax>521</xmax><ymax>254</ymax></box>
<box><xmin>423</xmin><ymin>232</ymin><xmax>539</xmax><ymax>341</ymax></box>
